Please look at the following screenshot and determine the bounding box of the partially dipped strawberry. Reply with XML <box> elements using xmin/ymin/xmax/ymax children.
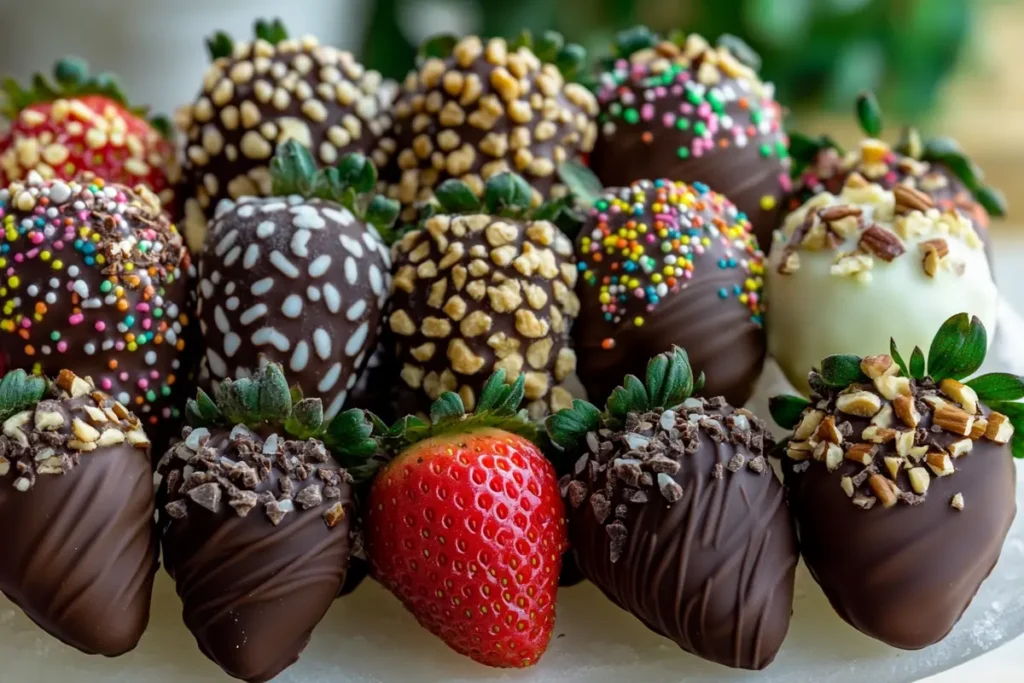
<box><xmin>1</xmin><ymin>58</ymin><xmax>176</xmax><ymax>211</ymax></box>
<box><xmin>158</xmin><ymin>363</ymin><xmax>371</xmax><ymax>682</ymax></box>
<box><xmin>770</xmin><ymin>313</ymin><xmax>1019</xmax><ymax>649</ymax></box>
<box><xmin>366</xmin><ymin>371</ymin><xmax>567</xmax><ymax>668</ymax></box>
<box><xmin>0</xmin><ymin>369</ymin><xmax>157</xmax><ymax>656</ymax></box>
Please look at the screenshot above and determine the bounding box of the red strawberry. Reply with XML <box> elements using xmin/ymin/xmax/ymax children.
<box><xmin>366</xmin><ymin>372</ymin><xmax>567</xmax><ymax>668</ymax></box>
<box><xmin>1</xmin><ymin>58</ymin><xmax>176</xmax><ymax>211</ymax></box>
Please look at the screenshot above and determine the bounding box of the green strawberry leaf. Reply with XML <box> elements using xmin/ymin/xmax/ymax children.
<box><xmin>820</xmin><ymin>354</ymin><xmax>867</xmax><ymax>387</ymax></box>
<box><xmin>976</xmin><ymin>185</ymin><xmax>1008</xmax><ymax>218</ymax></box>
<box><xmin>555</xmin><ymin>44</ymin><xmax>588</xmax><ymax>82</ymax></box>
<box><xmin>855</xmin><ymin>91</ymin><xmax>884</xmax><ymax>138</ymax></box>
<box><xmin>254</xmin><ymin>18</ymin><xmax>289</xmax><ymax>46</ymax></box>
<box><xmin>606</xmin><ymin>375</ymin><xmax>648</xmax><ymax>425</ymax></box>
<box><xmin>284</xmin><ymin>398</ymin><xmax>325</xmax><ymax>440</ymax></box>
<box><xmin>323</xmin><ymin>408</ymin><xmax>378</xmax><ymax>464</ymax></box>
<box><xmin>890</xmin><ymin>338</ymin><xmax>909</xmax><ymax>377</ymax></box>
<box><xmin>483</xmin><ymin>172</ymin><xmax>533</xmax><ymax>216</ymax></box>
<box><xmin>271</xmin><ymin>140</ymin><xmax>318</xmax><ymax>196</ymax></box>
<box><xmin>769</xmin><ymin>395</ymin><xmax>812</xmax><ymax>430</ymax></box>
<box><xmin>434</xmin><ymin>179</ymin><xmax>482</xmax><ymax>214</ymax></box>
<box><xmin>613</xmin><ymin>25</ymin><xmax>658</xmax><ymax>59</ymax></box>
<box><xmin>967</xmin><ymin>373</ymin><xmax>1024</xmax><ymax>403</ymax></box>
<box><xmin>910</xmin><ymin>347</ymin><xmax>926</xmax><ymax>380</ymax></box>
<box><xmin>365</xmin><ymin>195</ymin><xmax>401</xmax><ymax>234</ymax></box>
<box><xmin>927</xmin><ymin>313</ymin><xmax>987</xmax><ymax>382</ymax></box>
<box><xmin>558</xmin><ymin>160</ymin><xmax>604</xmax><ymax>209</ymax></box>
<box><xmin>534</xmin><ymin>30</ymin><xmax>566</xmax><ymax>65</ymax></box>
<box><xmin>546</xmin><ymin>399</ymin><xmax>601</xmax><ymax>454</ymax></box>
<box><xmin>645</xmin><ymin>346</ymin><xmax>695</xmax><ymax>409</ymax></box>
<box><xmin>337</xmin><ymin>153</ymin><xmax>377</xmax><ymax>194</ymax></box>
<box><xmin>420</xmin><ymin>33</ymin><xmax>458</xmax><ymax>61</ymax></box>
<box><xmin>0</xmin><ymin>370</ymin><xmax>47</xmax><ymax>423</ymax></box>
<box><xmin>206</xmin><ymin>31</ymin><xmax>235</xmax><ymax>60</ymax></box>
<box><xmin>256</xmin><ymin>364</ymin><xmax>292</xmax><ymax>421</ymax></box>
<box><xmin>54</xmin><ymin>57</ymin><xmax>88</xmax><ymax>87</ymax></box>
<box><xmin>430</xmin><ymin>392</ymin><xmax>466</xmax><ymax>424</ymax></box>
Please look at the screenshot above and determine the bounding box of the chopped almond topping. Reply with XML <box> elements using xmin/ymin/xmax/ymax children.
<box><xmin>815</xmin><ymin>415</ymin><xmax>843</xmax><ymax>444</ymax></box>
<box><xmin>908</xmin><ymin>467</ymin><xmax>931</xmax><ymax>494</ymax></box>
<box><xmin>933</xmin><ymin>403</ymin><xmax>974</xmax><ymax>436</ymax></box>
<box><xmin>840</xmin><ymin>476</ymin><xmax>855</xmax><ymax>497</ymax></box>
<box><xmin>787</xmin><ymin>441</ymin><xmax>812</xmax><ymax>461</ymax></box>
<box><xmin>939</xmin><ymin>379</ymin><xmax>978</xmax><ymax>414</ymax></box>
<box><xmin>836</xmin><ymin>391</ymin><xmax>882</xmax><ymax>417</ymax></box>
<box><xmin>970</xmin><ymin>416</ymin><xmax>988</xmax><ymax>440</ymax></box>
<box><xmin>862</xmin><ymin>425</ymin><xmax>896</xmax><ymax>443</ymax></box>
<box><xmin>893</xmin><ymin>394</ymin><xmax>921</xmax><ymax>428</ymax></box>
<box><xmin>927</xmin><ymin>452</ymin><xmax>955</xmax><ymax>477</ymax></box>
<box><xmin>875</xmin><ymin>375</ymin><xmax>911</xmax><ymax>401</ymax></box>
<box><xmin>845</xmin><ymin>443</ymin><xmax>877</xmax><ymax>466</ymax></box>
<box><xmin>871</xmin><ymin>403</ymin><xmax>894</xmax><ymax>428</ymax></box>
<box><xmin>947</xmin><ymin>438</ymin><xmax>974</xmax><ymax>458</ymax></box>
<box><xmin>951</xmin><ymin>493</ymin><xmax>965</xmax><ymax>510</ymax></box>
<box><xmin>884</xmin><ymin>456</ymin><xmax>903</xmax><ymax>480</ymax></box>
<box><xmin>794</xmin><ymin>410</ymin><xmax>825</xmax><ymax>441</ymax></box>
<box><xmin>984</xmin><ymin>412</ymin><xmax>1014</xmax><ymax>444</ymax></box>
<box><xmin>861</xmin><ymin>354</ymin><xmax>897</xmax><ymax>379</ymax></box>
<box><xmin>895</xmin><ymin>429</ymin><xmax>915</xmax><ymax>458</ymax></box>
<box><xmin>869</xmin><ymin>474</ymin><xmax>899</xmax><ymax>508</ymax></box>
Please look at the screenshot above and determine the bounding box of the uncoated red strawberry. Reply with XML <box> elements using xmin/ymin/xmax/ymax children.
<box><xmin>1</xmin><ymin>58</ymin><xmax>176</xmax><ymax>211</ymax></box>
<box><xmin>367</xmin><ymin>427</ymin><xmax>567</xmax><ymax>668</ymax></box>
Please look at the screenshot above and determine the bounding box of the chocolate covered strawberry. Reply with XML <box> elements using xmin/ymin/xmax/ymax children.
<box><xmin>1</xmin><ymin>58</ymin><xmax>176</xmax><ymax>210</ymax></box>
<box><xmin>0</xmin><ymin>369</ymin><xmax>157</xmax><ymax>656</ymax></box>
<box><xmin>547</xmin><ymin>348</ymin><xmax>797</xmax><ymax>670</ymax></box>
<box><xmin>366</xmin><ymin>371</ymin><xmax>567</xmax><ymax>668</ymax></box>
<box><xmin>158</xmin><ymin>363</ymin><xmax>371</xmax><ymax>682</ymax></box>
<box><xmin>771</xmin><ymin>313</ymin><xmax>1019</xmax><ymax>649</ymax></box>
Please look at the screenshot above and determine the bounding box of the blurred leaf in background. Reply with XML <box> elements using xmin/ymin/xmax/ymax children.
<box><xmin>362</xmin><ymin>0</ymin><xmax>974</xmax><ymax>119</ymax></box>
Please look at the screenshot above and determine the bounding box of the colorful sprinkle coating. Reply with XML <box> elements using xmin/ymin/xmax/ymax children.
<box><xmin>577</xmin><ymin>179</ymin><xmax>765</xmax><ymax>345</ymax></box>
<box><xmin>595</xmin><ymin>43</ymin><xmax>791</xmax><ymax>212</ymax></box>
<box><xmin>0</xmin><ymin>172</ymin><xmax>191</xmax><ymax>422</ymax></box>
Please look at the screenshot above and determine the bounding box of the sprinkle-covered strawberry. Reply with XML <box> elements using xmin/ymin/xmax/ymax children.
<box><xmin>366</xmin><ymin>371</ymin><xmax>567</xmax><ymax>668</ymax></box>
<box><xmin>770</xmin><ymin>313</ymin><xmax>1020</xmax><ymax>649</ymax></box>
<box><xmin>158</xmin><ymin>363</ymin><xmax>368</xmax><ymax>683</ymax></box>
<box><xmin>1</xmin><ymin>58</ymin><xmax>177</xmax><ymax>211</ymax></box>
<box><xmin>547</xmin><ymin>347</ymin><xmax>797</xmax><ymax>670</ymax></box>
<box><xmin>0</xmin><ymin>369</ymin><xmax>157</xmax><ymax>656</ymax></box>
<box><xmin>195</xmin><ymin>141</ymin><xmax>399</xmax><ymax>419</ymax></box>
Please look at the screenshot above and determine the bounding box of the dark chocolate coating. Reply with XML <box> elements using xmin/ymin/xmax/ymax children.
<box><xmin>377</xmin><ymin>36</ymin><xmax>598</xmax><ymax>220</ymax></box>
<box><xmin>0</xmin><ymin>177</ymin><xmax>193</xmax><ymax>452</ymax></box>
<box><xmin>567</xmin><ymin>403</ymin><xmax>797</xmax><ymax>669</ymax></box>
<box><xmin>196</xmin><ymin>196</ymin><xmax>390</xmax><ymax>419</ymax></box>
<box><xmin>388</xmin><ymin>214</ymin><xmax>580</xmax><ymax>418</ymax></box>
<box><xmin>178</xmin><ymin>36</ymin><xmax>390</xmax><ymax>250</ymax></box>
<box><xmin>160</xmin><ymin>428</ymin><xmax>355</xmax><ymax>683</ymax></box>
<box><xmin>573</xmin><ymin>180</ymin><xmax>766</xmax><ymax>408</ymax></box>
<box><xmin>0</xmin><ymin>388</ymin><xmax>157</xmax><ymax>656</ymax></box>
<box><xmin>590</xmin><ymin>52</ymin><xmax>789</xmax><ymax>249</ymax></box>
<box><xmin>784</xmin><ymin>409</ymin><xmax>1017</xmax><ymax>649</ymax></box>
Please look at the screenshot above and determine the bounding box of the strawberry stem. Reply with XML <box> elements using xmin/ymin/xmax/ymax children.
<box><xmin>0</xmin><ymin>370</ymin><xmax>48</xmax><ymax>423</ymax></box>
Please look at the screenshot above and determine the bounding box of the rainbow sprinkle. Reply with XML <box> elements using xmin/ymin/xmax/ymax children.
<box><xmin>577</xmin><ymin>179</ymin><xmax>765</xmax><ymax>349</ymax></box>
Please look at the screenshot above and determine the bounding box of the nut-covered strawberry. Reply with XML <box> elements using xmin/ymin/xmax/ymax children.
<box><xmin>770</xmin><ymin>313</ymin><xmax>1019</xmax><ymax>649</ymax></box>
<box><xmin>547</xmin><ymin>347</ymin><xmax>797</xmax><ymax>670</ymax></box>
<box><xmin>0</xmin><ymin>369</ymin><xmax>157</xmax><ymax>656</ymax></box>
<box><xmin>178</xmin><ymin>18</ymin><xmax>392</xmax><ymax>252</ymax></box>
<box><xmin>387</xmin><ymin>172</ymin><xmax>580</xmax><ymax>419</ymax></box>
<box><xmin>196</xmin><ymin>141</ymin><xmax>398</xmax><ymax>418</ymax></box>
<box><xmin>366</xmin><ymin>371</ymin><xmax>567</xmax><ymax>668</ymax></box>
<box><xmin>788</xmin><ymin>93</ymin><xmax>1006</xmax><ymax>254</ymax></box>
<box><xmin>158</xmin><ymin>363</ymin><xmax>369</xmax><ymax>682</ymax></box>
<box><xmin>1</xmin><ymin>58</ymin><xmax>177</xmax><ymax>211</ymax></box>
<box><xmin>376</xmin><ymin>31</ymin><xmax>598</xmax><ymax>221</ymax></box>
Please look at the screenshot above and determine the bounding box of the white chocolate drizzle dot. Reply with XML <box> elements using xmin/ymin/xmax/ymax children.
<box><xmin>282</xmin><ymin>294</ymin><xmax>304</xmax><ymax>318</ymax></box>
<box><xmin>252</xmin><ymin>327</ymin><xmax>291</xmax><ymax>351</ymax></box>
<box><xmin>308</xmin><ymin>254</ymin><xmax>331</xmax><ymax>277</ymax></box>
<box><xmin>325</xmin><ymin>390</ymin><xmax>347</xmax><ymax>419</ymax></box>
<box><xmin>318</xmin><ymin>363</ymin><xmax>342</xmax><ymax>392</ymax></box>
<box><xmin>346</xmin><ymin>299</ymin><xmax>366</xmax><ymax>321</ymax></box>
<box><xmin>344</xmin><ymin>257</ymin><xmax>358</xmax><ymax>284</ymax></box>
<box><xmin>214</xmin><ymin>305</ymin><xmax>231</xmax><ymax>333</ymax></box>
<box><xmin>345</xmin><ymin>322</ymin><xmax>369</xmax><ymax>357</ymax></box>
<box><xmin>313</xmin><ymin>328</ymin><xmax>332</xmax><ymax>360</ymax></box>
<box><xmin>256</xmin><ymin>221</ymin><xmax>276</xmax><ymax>238</ymax></box>
<box><xmin>226</xmin><ymin>296</ymin><xmax>240</xmax><ymax>311</ymax></box>
<box><xmin>240</xmin><ymin>303</ymin><xmax>268</xmax><ymax>325</ymax></box>
<box><xmin>251</xmin><ymin>277</ymin><xmax>274</xmax><ymax>295</ymax></box>
<box><xmin>291</xmin><ymin>229</ymin><xmax>311</xmax><ymax>257</ymax></box>
<box><xmin>215</xmin><ymin>229</ymin><xmax>239</xmax><ymax>257</ymax></box>
<box><xmin>223</xmin><ymin>245</ymin><xmax>242</xmax><ymax>267</ymax></box>
<box><xmin>207</xmin><ymin>348</ymin><xmax>228</xmax><ymax>377</ymax></box>
<box><xmin>200</xmin><ymin>279</ymin><xmax>214</xmax><ymax>299</ymax></box>
<box><xmin>243</xmin><ymin>243</ymin><xmax>260</xmax><ymax>269</ymax></box>
<box><xmin>323</xmin><ymin>284</ymin><xmax>341</xmax><ymax>313</ymax></box>
<box><xmin>291</xmin><ymin>205</ymin><xmax>327</xmax><ymax>229</ymax></box>
<box><xmin>340</xmin><ymin>234</ymin><xmax>364</xmax><ymax>257</ymax></box>
<box><xmin>270</xmin><ymin>250</ymin><xmax>300</xmax><ymax>278</ymax></box>
<box><xmin>322</xmin><ymin>207</ymin><xmax>353</xmax><ymax>225</ymax></box>
<box><xmin>368</xmin><ymin>264</ymin><xmax>383</xmax><ymax>295</ymax></box>
<box><xmin>290</xmin><ymin>341</ymin><xmax>310</xmax><ymax>372</ymax></box>
<box><xmin>307</xmin><ymin>286</ymin><xmax>321</xmax><ymax>302</ymax></box>
<box><xmin>224</xmin><ymin>333</ymin><xmax>242</xmax><ymax>357</ymax></box>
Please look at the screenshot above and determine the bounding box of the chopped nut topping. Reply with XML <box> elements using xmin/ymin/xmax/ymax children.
<box><xmin>815</xmin><ymin>415</ymin><xmax>843</xmax><ymax>444</ymax></box>
<box><xmin>871</xmin><ymin>403</ymin><xmax>894</xmax><ymax>428</ymax></box>
<box><xmin>836</xmin><ymin>391</ymin><xmax>882</xmax><ymax>417</ymax></box>
<box><xmin>841</xmin><ymin>476</ymin><xmax>855</xmax><ymax>497</ymax></box>
<box><xmin>985</xmin><ymin>412</ymin><xmax>1014</xmax><ymax>444</ymax></box>
<box><xmin>869</xmin><ymin>474</ymin><xmax>899</xmax><ymax>508</ymax></box>
<box><xmin>862</xmin><ymin>425</ymin><xmax>896</xmax><ymax>443</ymax></box>
<box><xmin>794</xmin><ymin>410</ymin><xmax>825</xmax><ymax>441</ymax></box>
<box><xmin>884</xmin><ymin>456</ymin><xmax>903</xmax><ymax>479</ymax></box>
<box><xmin>933</xmin><ymin>403</ymin><xmax>974</xmax><ymax>436</ymax></box>
<box><xmin>908</xmin><ymin>467</ymin><xmax>930</xmax><ymax>494</ymax></box>
<box><xmin>951</xmin><ymin>493</ymin><xmax>965</xmax><ymax>510</ymax></box>
<box><xmin>947</xmin><ymin>438</ymin><xmax>973</xmax><ymax>458</ymax></box>
<box><xmin>893</xmin><ymin>395</ymin><xmax>921</xmax><ymax>428</ymax></box>
<box><xmin>939</xmin><ymin>379</ymin><xmax>978</xmax><ymax>415</ymax></box>
<box><xmin>927</xmin><ymin>452</ymin><xmax>955</xmax><ymax>477</ymax></box>
<box><xmin>861</xmin><ymin>354</ymin><xmax>896</xmax><ymax>380</ymax></box>
<box><xmin>845</xmin><ymin>443</ymin><xmax>876</xmax><ymax>466</ymax></box>
<box><xmin>895</xmin><ymin>429</ymin><xmax>915</xmax><ymax>458</ymax></box>
<box><xmin>920</xmin><ymin>238</ymin><xmax>949</xmax><ymax>278</ymax></box>
<box><xmin>859</xmin><ymin>225</ymin><xmax>905</xmax><ymax>262</ymax></box>
<box><xmin>894</xmin><ymin>184</ymin><xmax>935</xmax><ymax>214</ymax></box>
<box><xmin>875</xmin><ymin>375</ymin><xmax>911</xmax><ymax>401</ymax></box>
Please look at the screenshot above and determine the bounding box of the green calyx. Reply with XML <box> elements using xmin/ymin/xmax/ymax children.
<box><xmin>791</xmin><ymin>91</ymin><xmax>1007</xmax><ymax>217</ymax></box>
<box><xmin>546</xmin><ymin>347</ymin><xmax>705</xmax><ymax>458</ymax></box>
<box><xmin>1</xmin><ymin>57</ymin><xmax>167</xmax><ymax>136</ymax></box>
<box><xmin>270</xmin><ymin>141</ymin><xmax>400</xmax><ymax>241</ymax></box>
<box><xmin>370</xmin><ymin>370</ymin><xmax>538</xmax><ymax>452</ymax></box>
<box><xmin>418</xmin><ymin>30</ymin><xmax>588</xmax><ymax>83</ymax></box>
<box><xmin>425</xmin><ymin>172</ymin><xmax>574</xmax><ymax>228</ymax></box>
<box><xmin>185</xmin><ymin>363</ymin><xmax>378</xmax><ymax>468</ymax></box>
<box><xmin>0</xmin><ymin>370</ymin><xmax>48</xmax><ymax>423</ymax></box>
<box><xmin>768</xmin><ymin>313</ymin><xmax>1024</xmax><ymax>458</ymax></box>
<box><xmin>206</xmin><ymin>17</ymin><xmax>289</xmax><ymax>61</ymax></box>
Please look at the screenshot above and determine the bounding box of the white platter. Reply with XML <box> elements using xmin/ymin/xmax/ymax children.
<box><xmin>3</xmin><ymin>300</ymin><xmax>1022</xmax><ymax>683</ymax></box>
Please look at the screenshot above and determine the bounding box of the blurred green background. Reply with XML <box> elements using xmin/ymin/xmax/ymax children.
<box><xmin>363</xmin><ymin>0</ymin><xmax>982</xmax><ymax>118</ymax></box>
